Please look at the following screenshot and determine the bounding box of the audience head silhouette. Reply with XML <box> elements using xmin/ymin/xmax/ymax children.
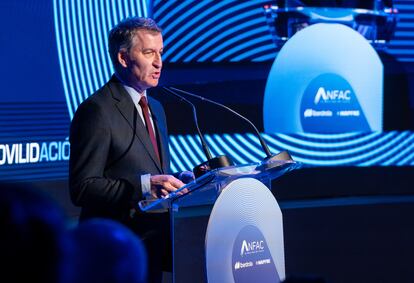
<box><xmin>68</xmin><ymin>218</ymin><xmax>147</xmax><ymax>283</ymax></box>
<box><xmin>0</xmin><ymin>182</ymin><xmax>67</xmax><ymax>283</ymax></box>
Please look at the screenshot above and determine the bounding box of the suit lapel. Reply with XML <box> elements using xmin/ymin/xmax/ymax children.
<box><xmin>107</xmin><ymin>76</ymin><xmax>163</xmax><ymax>172</ymax></box>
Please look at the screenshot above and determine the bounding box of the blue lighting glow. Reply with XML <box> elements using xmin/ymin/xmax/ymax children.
<box><xmin>168</xmin><ymin>132</ymin><xmax>414</xmax><ymax>171</ymax></box>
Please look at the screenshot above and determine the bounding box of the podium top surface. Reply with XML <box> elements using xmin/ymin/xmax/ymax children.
<box><xmin>138</xmin><ymin>159</ymin><xmax>301</xmax><ymax>212</ymax></box>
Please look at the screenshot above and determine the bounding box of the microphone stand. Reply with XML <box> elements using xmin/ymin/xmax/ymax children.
<box><xmin>166</xmin><ymin>86</ymin><xmax>293</xmax><ymax>165</ymax></box>
<box><xmin>162</xmin><ymin>87</ymin><xmax>234</xmax><ymax>177</ymax></box>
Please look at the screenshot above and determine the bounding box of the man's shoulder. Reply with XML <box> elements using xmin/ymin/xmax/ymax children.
<box><xmin>71</xmin><ymin>82</ymin><xmax>116</xmax><ymax>123</ymax></box>
<box><xmin>78</xmin><ymin>80</ymin><xmax>115</xmax><ymax>108</ymax></box>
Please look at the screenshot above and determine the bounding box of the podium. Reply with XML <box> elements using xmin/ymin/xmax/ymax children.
<box><xmin>139</xmin><ymin>159</ymin><xmax>300</xmax><ymax>283</ymax></box>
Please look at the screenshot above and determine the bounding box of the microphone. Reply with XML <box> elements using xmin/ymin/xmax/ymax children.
<box><xmin>162</xmin><ymin>87</ymin><xmax>234</xmax><ymax>177</ymax></box>
<box><xmin>165</xmin><ymin>86</ymin><xmax>293</xmax><ymax>163</ymax></box>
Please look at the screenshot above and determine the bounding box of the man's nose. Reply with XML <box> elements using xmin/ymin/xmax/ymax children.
<box><xmin>153</xmin><ymin>53</ymin><xmax>162</xmax><ymax>68</ymax></box>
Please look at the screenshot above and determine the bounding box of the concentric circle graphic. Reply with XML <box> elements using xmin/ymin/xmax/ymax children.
<box><xmin>205</xmin><ymin>178</ymin><xmax>285</xmax><ymax>282</ymax></box>
<box><xmin>53</xmin><ymin>0</ymin><xmax>149</xmax><ymax>119</ymax></box>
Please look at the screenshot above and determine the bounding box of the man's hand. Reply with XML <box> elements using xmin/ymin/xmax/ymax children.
<box><xmin>150</xmin><ymin>175</ymin><xmax>185</xmax><ymax>198</ymax></box>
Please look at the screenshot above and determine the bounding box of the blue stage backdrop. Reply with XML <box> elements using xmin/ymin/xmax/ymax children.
<box><xmin>1</xmin><ymin>0</ymin><xmax>414</xmax><ymax>182</ymax></box>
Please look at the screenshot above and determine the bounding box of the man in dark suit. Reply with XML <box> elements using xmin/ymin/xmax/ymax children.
<box><xmin>69</xmin><ymin>17</ymin><xmax>188</xmax><ymax>283</ymax></box>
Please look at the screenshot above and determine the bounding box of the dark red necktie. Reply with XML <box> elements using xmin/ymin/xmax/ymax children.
<box><xmin>139</xmin><ymin>96</ymin><xmax>160</xmax><ymax>163</ymax></box>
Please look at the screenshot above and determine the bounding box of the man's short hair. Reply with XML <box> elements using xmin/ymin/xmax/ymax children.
<box><xmin>108</xmin><ymin>17</ymin><xmax>162</xmax><ymax>68</ymax></box>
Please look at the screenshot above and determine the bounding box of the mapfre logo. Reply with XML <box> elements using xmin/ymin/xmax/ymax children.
<box><xmin>314</xmin><ymin>87</ymin><xmax>351</xmax><ymax>104</ymax></box>
<box><xmin>240</xmin><ymin>240</ymin><xmax>265</xmax><ymax>256</ymax></box>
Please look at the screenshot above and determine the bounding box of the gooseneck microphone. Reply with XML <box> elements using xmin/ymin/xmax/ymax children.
<box><xmin>162</xmin><ymin>87</ymin><xmax>213</xmax><ymax>160</ymax></box>
<box><xmin>162</xmin><ymin>87</ymin><xmax>234</xmax><ymax>177</ymax></box>
<box><xmin>165</xmin><ymin>86</ymin><xmax>292</xmax><ymax>162</ymax></box>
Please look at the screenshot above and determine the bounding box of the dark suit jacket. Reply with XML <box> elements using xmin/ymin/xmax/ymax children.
<box><xmin>69</xmin><ymin>75</ymin><xmax>171</xmax><ymax>222</ymax></box>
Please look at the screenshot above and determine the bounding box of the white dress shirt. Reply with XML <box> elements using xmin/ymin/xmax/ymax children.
<box><xmin>122</xmin><ymin>85</ymin><xmax>155</xmax><ymax>199</ymax></box>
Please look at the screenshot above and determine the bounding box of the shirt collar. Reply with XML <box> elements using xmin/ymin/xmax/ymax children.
<box><xmin>115</xmin><ymin>73</ymin><xmax>147</xmax><ymax>105</ymax></box>
<box><xmin>122</xmin><ymin>84</ymin><xmax>147</xmax><ymax>106</ymax></box>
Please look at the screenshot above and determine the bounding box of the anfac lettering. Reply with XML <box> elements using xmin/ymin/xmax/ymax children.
<box><xmin>240</xmin><ymin>240</ymin><xmax>265</xmax><ymax>256</ymax></box>
<box><xmin>314</xmin><ymin>87</ymin><xmax>351</xmax><ymax>104</ymax></box>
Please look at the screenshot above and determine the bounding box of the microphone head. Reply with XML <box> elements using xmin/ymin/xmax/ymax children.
<box><xmin>209</xmin><ymin>155</ymin><xmax>234</xmax><ymax>169</ymax></box>
<box><xmin>193</xmin><ymin>161</ymin><xmax>209</xmax><ymax>178</ymax></box>
<box><xmin>258</xmin><ymin>150</ymin><xmax>294</xmax><ymax>171</ymax></box>
<box><xmin>193</xmin><ymin>155</ymin><xmax>234</xmax><ymax>178</ymax></box>
<box><xmin>265</xmin><ymin>150</ymin><xmax>293</xmax><ymax>162</ymax></box>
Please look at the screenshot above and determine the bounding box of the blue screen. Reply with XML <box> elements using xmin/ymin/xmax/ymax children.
<box><xmin>1</xmin><ymin>0</ymin><xmax>414</xmax><ymax>182</ymax></box>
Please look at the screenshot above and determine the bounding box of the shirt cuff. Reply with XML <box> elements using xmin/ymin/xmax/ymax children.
<box><xmin>140</xmin><ymin>173</ymin><xmax>152</xmax><ymax>199</ymax></box>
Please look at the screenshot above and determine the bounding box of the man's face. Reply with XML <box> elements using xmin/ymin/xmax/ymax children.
<box><xmin>119</xmin><ymin>30</ymin><xmax>163</xmax><ymax>92</ymax></box>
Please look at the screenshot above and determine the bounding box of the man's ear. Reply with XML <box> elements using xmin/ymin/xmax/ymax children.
<box><xmin>117</xmin><ymin>49</ymin><xmax>129</xmax><ymax>68</ymax></box>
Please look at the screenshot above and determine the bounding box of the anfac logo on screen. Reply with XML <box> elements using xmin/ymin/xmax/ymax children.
<box><xmin>300</xmin><ymin>73</ymin><xmax>371</xmax><ymax>133</ymax></box>
<box><xmin>314</xmin><ymin>87</ymin><xmax>351</xmax><ymax>104</ymax></box>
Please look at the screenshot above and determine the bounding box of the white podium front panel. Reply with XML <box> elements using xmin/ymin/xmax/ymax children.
<box><xmin>205</xmin><ymin>177</ymin><xmax>285</xmax><ymax>283</ymax></box>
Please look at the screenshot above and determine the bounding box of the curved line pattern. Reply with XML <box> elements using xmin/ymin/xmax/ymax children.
<box><xmin>173</xmin><ymin>8</ymin><xmax>260</xmax><ymax>62</ymax></box>
<box><xmin>162</xmin><ymin>1</ymin><xmax>234</xmax><ymax>55</ymax></box>
<box><xmin>168</xmin><ymin>1</ymin><xmax>259</xmax><ymax>61</ymax></box>
<box><xmin>153</xmin><ymin>0</ymin><xmax>275</xmax><ymax>62</ymax></box>
<box><xmin>197</xmin><ymin>17</ymin><xmax>264</xmax><ymax>61</ymax></box>
<box><xmin>232</xmin><ymin>43</ymin><xmax>275</xmax><ymax>61</ymax></box>
<box><xmin>214</xmin><ymin>33</ymin><xmax>270</xmax><ymax>61</ymax></box>
<box><xmin>168</xmin><ymin>132</ymin><xmax>414</xmax><ymax>171</ymax></box>
<box><xmin>157</xmin><ymin>1</ymin><xmax>194</xmax><ymax>29</ymax></box>
<box><xmin>200</xmin><ymin>21</ymin><xmax>267</xmax><ymax>61</ymax></box>
<box><xmin>54</xmin><ymin>0</ymin><xmax>148</xmax><ymax>119</ymax></box>
<box><xmin>184</xmin><ymin>11</ymin><xmax>261</xmax><ymax>61</ymax></box>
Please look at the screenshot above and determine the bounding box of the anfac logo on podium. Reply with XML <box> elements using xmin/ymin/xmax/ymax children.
<box><xmin>240</xmin><ymin>239</ymin><xmax>265</xmax><ymax>256</ymax></box>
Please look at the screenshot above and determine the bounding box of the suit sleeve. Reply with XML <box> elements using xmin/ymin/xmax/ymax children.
<box><xmin>69</xmin><ymin>101</ymin><xmax>142</xmax><ymax>212</ymax></box>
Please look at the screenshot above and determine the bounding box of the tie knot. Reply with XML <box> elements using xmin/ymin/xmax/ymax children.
<box><xmin>139</xmin><ymin>96</ymin><xmax>148</xmax><ymax>108</ymax></box>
